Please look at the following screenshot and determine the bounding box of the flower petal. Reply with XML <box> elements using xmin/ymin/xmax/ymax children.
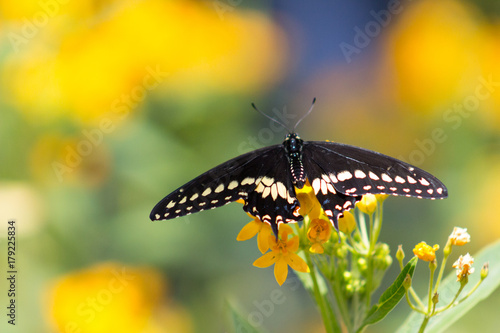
<box><xmin>237</xmin><ymin>219</ymin><xmax>261</xmax><ymax>241</ymax></box>
<box><xmin>309</xmin><ymin>243</ymin><xmax>324</xmax><ymax>254</ymax></box>
<box><xmin>257</xmin><ymin>224</ymin><xmax>272</xmax><ymax>253</ymax></box>
<box><xmin>253</xmin><ymin>252</ymin><xmax>278</xmax><ymax>268</ymax></box>
<box><xmin>287</xmin><ymin>235</ymin><xmax>300</xmax><ymax>252</ymax></box>
<box><xmin>285</xmin><ymin>252</ymin><xmax>310</xmax><ymax>273</ymax></box>
<box><xmin>274</xmin><ymin>258</ymin><xmax>288</xmax><ymax>285</ymax></box>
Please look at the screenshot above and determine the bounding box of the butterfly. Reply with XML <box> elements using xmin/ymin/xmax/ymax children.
<box><xmin>150</xmin><ymin>99</ymin><xmax>448</xmax><ymax>236</ymax></box>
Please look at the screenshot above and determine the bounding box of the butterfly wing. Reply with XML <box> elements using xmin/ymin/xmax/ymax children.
<box><xmin>303</xmin><ymin>141</ymin><xmax>448</xmax><ymax>199</ymax></box>
<box><xmin>302</xmin><ymin>141</ymin><xmax>447</xmax><ymax>230</ymax></box>
<box><xmin>150</xmin><ymin>145</ymin><xmax>302</xmax><ymax>235</ymax></box>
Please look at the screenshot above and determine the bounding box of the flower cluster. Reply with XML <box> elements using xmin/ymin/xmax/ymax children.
<box><xmin>235</xmin><ymin>183</ymin><xmax>489</xmax><ymax>333</ymax></box>
<box><xmin>237</xmin><ymin>180</ymin><xmax>394</xmax><ymax>331</ymax></box>
<box><xmin>399</xmin><ymin>227</ymin><xmax>488</xmax><ymax>331</ymax></box>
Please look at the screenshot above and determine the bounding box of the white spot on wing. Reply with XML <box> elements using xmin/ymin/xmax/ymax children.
<box><xmin>261</xmin><ymin>176</ymin><xmax>274</xmax><ymax>186</ymax></box>
<box><xmin>215</xmin><ymin>184</ymin><xmax>225</xmax><ymax>193</ymax></box>
<box><xmin>190</xmin><ymin>193</ymin><xmax>199</xmax><ymax>201</ymax></box>
<box><xmin>262</xmin><ymin>186</ymin><xmax>271</xmax><ymax>199</ymax></box>
<box><xmin>241</xmin><ymin>177</ymin><xmax>255</xmax><ymax>185</ymax></box>
<box><xmin>179</xmin><ymin>196</ymin><xmax>187</xmax><ymax>204</ymax></box>
<box><xmin>167</xmin><ymin>200</ymin><xmax>176</xmax><ymax>209</ymax></box>
<box><xmin>369</xmin><ymin>171</ymin><xmax>379</xmax><ymax>180</ymax></box>
<box><xmin>407</xmin><ymin>176</ymin><xmax>417</xmax><ymax>184</ymax></box>
<box><xmin>228</xmin><ymin>180</ymin><xmax>238</xmax><ymax>190</ymax></box>
<box><xmin>277</xmin><ymin>182</ymin><xmax>287</xmax><ymax>199</ymax></box>
<box><xmin>202</xmin><ymin>188</ymin><xmax>212</xmax><ymax>196</ymax></box>
<box><xmin>320</xmin><ymin>180</ymin><xmax>328</xmax><ymax>195</ymax></box>
<box><xmin>329</xmin><ymin>173</ymin><xmax>338</xmax><ymax>183</ymax></box>
<box><xmin>155</xmin><ymin>214</ymin><xmax>160</xmax><ymax>219</ymax></box>
<box><xmin>337</xmin><ymin>171</ymin><xmax>353</xmax><ymax>181</ymax></box>
<box><xmin>395</xmin><ymin>176</ymin><xmax>405</xmax><ymax>183</ymax></box>
<box><xmin>381</xmin><ymin>173</ymin><xmax>393</xmax><ymax>182</ymax></box>
<box><xmin>312</xmin><ymin>178</ymin><xmax>321</xmax><ymax>194</ymax></box>
<box><xmin>354</xmin><ymin>170</ymin><xmax>366</xmax><ymax>179</ymax></box>
<box><xmin>419</xmin><ymin>178</ymin><xmax>430</xmax><ymax>186</ymax></box>
<box><xmin>271</xmin><ymin>184</ymin><xmax>278</xmax><ymax>200</ymax></box>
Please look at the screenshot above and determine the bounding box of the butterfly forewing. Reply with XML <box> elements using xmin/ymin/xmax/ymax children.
<box><xmin>150</xmin><ymin>145</ymin><xmax>302</xmax><ymax>234</ymax></box>
<box><xmin>302</xmin><ymin>141</ymin><xmax>448</xmax><ymax>199</ymax></box>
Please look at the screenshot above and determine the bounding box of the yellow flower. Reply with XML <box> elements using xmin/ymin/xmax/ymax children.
<box><xmin>448</xmin><ymin>227</ymin><xmax>471</xmax><ymax>246</ymax></box>
<box><xmin>413</xmin><ymin>242</ymin><xmax>439</xmax><ymax>262</ymax></box>
<box><xmin>357</xmin><ymin>194</ymin><xmax>378</xmax><ymax>215</ymax></box>
<box><xmin>307</xmin><ymin>218</ymin><xmax>332</xmax><ymax>253</ymax></box>
<box><xmin>295</xmin><ymin>180</ymin><xmax>322</xmax><ymax>220</ymax></box>
<box><xmin>253</xmin><ymin>224</ymin><xmax>309</xmax><ymax>285</ymax></box>
<box><xmin>387</xmin><ymin>0</ymin><xmax>483</xmax><ymax>114</ymax></box>
<box><xmin>3</xmin><ymin>0</ymin><xmax>287</xmax><ymax>125</ymax></box>
<box><xmin>237</xmin><ymin>213</ymin><xmax>272</xmax><ymax>254</ymax></box>
<box><xmin>338</xmin><ymin>211</ymin><xmax>356</xmax><ymax>235</ymax></box>
<box><xmin>452</xmin><ymin>253</ymin><xmax>475</xmax><ymax>282</ymax></box>
<box><xmin>46</xmin><ymin>262</ymin><xmax>192</xmax><ymax>333</ymax></box>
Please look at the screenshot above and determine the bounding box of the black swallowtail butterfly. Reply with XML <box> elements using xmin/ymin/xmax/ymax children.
<box><xmin>150</xmin><ymin>100</ymin><xmax>447</xmax><ymax>236</ymax></box>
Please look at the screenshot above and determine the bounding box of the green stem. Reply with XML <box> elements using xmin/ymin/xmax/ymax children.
<box><xmin>365</xmin><ymin>213</ymin><xmax>375</xmax><ymax>309</ymax></box>
<box><xmin>427</xmin><ymin>262</ymin><xmax>436</xmax><ymax>314</ymax></box>
<box><xmin>432</xmin><ymin>244</ymin><xmax>449</xmax><ymax>294</ymax></box>
<box><xmin>304</xmin><ymin>250</ymin><xmax>340</xmax><ymax>333</ymax></box>
<box><xmin>434</xmin><ymin>283</ymin><xmax>466</xmax><ymax>314</ymax></box>
<box><xmin>405</xmin><ymin>290</ymin><xmax>426</xmax><ymax>314</ymax></box>
<box><xmin>418</xmin><ymin>316</ymin><xmax>430</xmax><ymax>333</ymax></box>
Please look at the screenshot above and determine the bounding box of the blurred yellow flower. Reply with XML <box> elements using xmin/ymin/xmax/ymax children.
<box><xmin>307</xmin><ymin>218</ymin><xmax>332</xmax><ymax>254</ymax></box>
<box><xmin>2</xmin><ymin>0</ymin><xmax>287</xmax><ymax>125</ymax></box>
<box><xmin>237</xmin><ymin>212</ymin><xmax>272</xmax><ymax>254</ymax></box>
<box><xmin>387</xmin><ymin>0</ymin><xmax>485</xmax><ymax>113</ymax></box>
<box><xmin>253</xmin><ymin>224</ymin><xmax>309</xmax><ymax>285</ymax></box>
<box><xmin>29</xmin><ymin>133</ymin><xmax>111</xmax><ymax>186</ymax></box>
<box><xmin>413</xmin><ymin>242</ymin><xmax>439</xmax><ymax>262</ymax></box>
<box><xmin>46</xmin><ymin>262</ymin><xmax>192</xmax><ymax>333</ymax></box>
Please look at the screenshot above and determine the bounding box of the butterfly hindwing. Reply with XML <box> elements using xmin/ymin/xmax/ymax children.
<box><xmin>303</xmin><ymin>141</ymin><xmax>448</xmax><ymax>199</ymax></box>
<box><xmin>243</xmin><ymin>153</ymin><xmax>302</xmax><ymax>235</ymax></box>
<box><xmin>301</xmin><ymin>154</ymin><xmax>360</xmax><ymax>229</ymax></box>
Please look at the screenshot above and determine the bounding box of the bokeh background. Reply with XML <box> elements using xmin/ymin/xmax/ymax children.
<box><xmin>1</xmin><ymin>0</ymin><xmax>500</xmax><ymax>332</ymax></box>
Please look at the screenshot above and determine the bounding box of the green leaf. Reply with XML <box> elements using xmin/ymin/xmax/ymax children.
<box><xmin>358</xmin><ymin>256</ymin><xmax>418</xmax><ymax>332</ymax></box>
<box><xmin>396</xmin><ymin>239</ymin><xmax>500</xmax><ymax>333</ymax></box>
<box><xmin>226</xmin><ymin>301</ymin><xmax>265</xmax><ymax>333</ymax></box>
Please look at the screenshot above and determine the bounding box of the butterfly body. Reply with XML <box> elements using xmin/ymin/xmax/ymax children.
<box><xmin>150</xmin><ymin>132</ymin><xmax>447</xmax><ymax>236</ymax></box>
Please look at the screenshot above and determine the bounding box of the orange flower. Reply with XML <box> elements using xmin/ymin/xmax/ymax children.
<box><xmin>413</xmin><ymin>242</ymin><xmax>439</xmax><ymax>262</ymax></box>
<box><xmin>307</xmin><ymin>218</ymin><xmax>332</xmax><ymax>253</ymax></box>
<box><xmin>253</xmin><ymin>224</ymin><xmax>309</xmax><ymax>285</ymax></box>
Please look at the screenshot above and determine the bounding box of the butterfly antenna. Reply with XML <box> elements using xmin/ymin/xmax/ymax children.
<box><xmin>293</xmin><ymin>97</ymin><xmax>316</xmax><ymax>131</ymax></box>
<box><xmin>251</xmin><ymin>102</ymin><xmax>291</xmax><ymax>132</ymax></box>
